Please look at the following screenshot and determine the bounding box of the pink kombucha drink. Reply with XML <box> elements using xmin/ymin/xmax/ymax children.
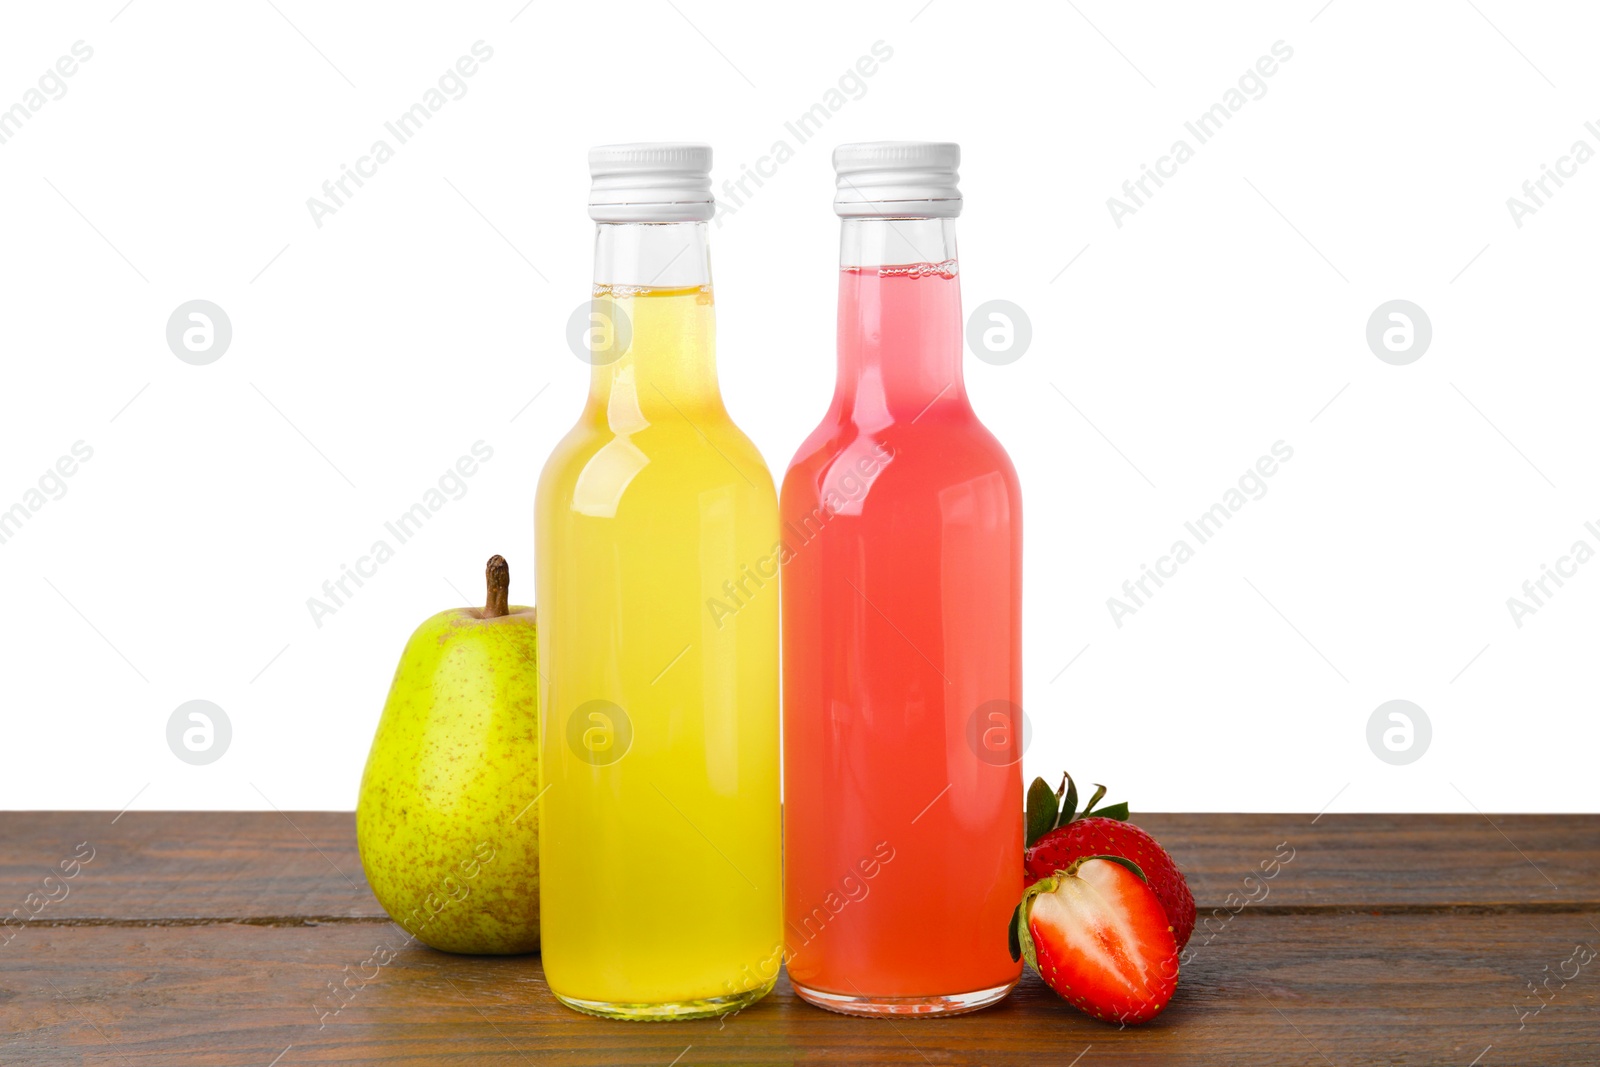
<box><xmin>781</xmin><ymin>143</ymin><xmax>1023</xmax><ymax>1016</ymax></box>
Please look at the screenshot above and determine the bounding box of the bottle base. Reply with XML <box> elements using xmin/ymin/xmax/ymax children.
<box><xmin>553</xmin><ymin>977</ymin><xmax>777</xmax><ymax>1022</ymax></box>
<box><xmin>791</xmin><ymin>978</ymin><xmax>1017</xmax><ymax>1018</ymax></box>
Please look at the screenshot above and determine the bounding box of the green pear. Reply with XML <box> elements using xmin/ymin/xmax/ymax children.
<box><xmin>356</xmin><ymin>554</ymin><xmax>540</xmax><ymax>954</ymax></box>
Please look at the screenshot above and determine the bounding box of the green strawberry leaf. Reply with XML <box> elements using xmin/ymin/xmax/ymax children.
<box><xmin>1081</xmin><ymin>782</ymin><xmax>1108</xmax><ymax>816</ymax></box>
<box><xmin>1093</xmin><ymin>801</ymin><xmax>1130</xmax><ymax>821</ymax></box>
<box><xmin>1025</xmin><ymin>777</ymin><xmax>1058</xmax><ymax>847</ymax></box>
<box><xmin>1007</xmin><ymin>901</ymin><xmax>1023</xmax><ymax>962</ymax></box>
<box><xmin>1058</xmin><ymin>772</ymin><xmax>1078</xmax><ymax>829</ymax></box>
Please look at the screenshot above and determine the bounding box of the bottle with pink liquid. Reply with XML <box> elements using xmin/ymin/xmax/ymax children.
<box><xmin>781</xmin><ymin>142</ymin><xmax>1024</xmax><ymax>1015</ymax></box>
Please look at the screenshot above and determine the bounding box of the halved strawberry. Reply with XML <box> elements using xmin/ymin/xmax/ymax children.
<box><xmin>1009</xmin><ymin>856</ymin><xmax>1179</xmax><ymax>1025</ymax></box>
<box><xmin>1024</xmin><ymin>773</ymin><xmax>1196</xmax><ymax>949</ymax></box>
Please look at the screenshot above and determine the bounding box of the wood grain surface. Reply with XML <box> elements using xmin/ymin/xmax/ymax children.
<box><xmin>2</xmin><ymin>811</ymin><xmax>1596</xmax><ymax>1066</ymax></box>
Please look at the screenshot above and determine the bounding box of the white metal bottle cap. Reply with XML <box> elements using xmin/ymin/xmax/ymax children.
<box><xmin>588</xmin><ymin>143</ymin><xmax>714</xmax><ymax>223</ymax></box>
<box><xmin>833</xmin><ymin>141</ymin><xmax>961</xmax><ymax>218</ymax></box>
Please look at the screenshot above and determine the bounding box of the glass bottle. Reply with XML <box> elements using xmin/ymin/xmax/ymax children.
<box><xmin>535</xmin><ymin>144</ymin><xmax>782</xmax><ymax>1019</ymax></box>
<box><xmin>781</xmin><ymin>142</ymin><xmax>1024</xmax><ymax>1016</ymax></box>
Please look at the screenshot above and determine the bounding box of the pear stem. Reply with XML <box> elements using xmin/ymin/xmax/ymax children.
<box><xmin>483</xmin><ymin>555</ymin><xmax>510</xmax><ymax>618</ymax></box>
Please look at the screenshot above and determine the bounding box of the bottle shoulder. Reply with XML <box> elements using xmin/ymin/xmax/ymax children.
<box><xmin>538</xmin><ymin>410</ymin><xmax>777</xmax><ymax>511</ymax></box>
<box><xmin>781</xmin><ymin>410</ymin><xmax>1020</xmax><ymax>512</ymax></box>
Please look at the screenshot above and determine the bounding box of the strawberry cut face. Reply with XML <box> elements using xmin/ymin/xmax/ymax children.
<box><xmin>1025</xmin><ymin>816</ymin><xmax>1196</xmax><ymax>950</ymax></box>
<box><xmin>1011</xmin><ymin>856</ymin><xmax>1178</xmax><ymax>1025</ymax></box>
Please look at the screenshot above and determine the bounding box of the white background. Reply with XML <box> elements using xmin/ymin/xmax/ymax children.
<box><xmin>1</xmin><ymin>0</ymin><xmax>1595</xmax><ymax>813</ymax></box>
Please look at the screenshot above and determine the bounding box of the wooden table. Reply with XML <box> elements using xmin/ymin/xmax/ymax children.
<box><xmin>2</xmin><ymin>812</ymin><xmax>1595</xmax><ymax>1065</ymax></box>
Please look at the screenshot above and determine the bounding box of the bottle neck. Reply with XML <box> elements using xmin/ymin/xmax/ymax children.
<box><xmin>836</xmin><ymin>218</ymin><xmax>966</xmax><ymax>425</ymax></box>
<box><xmin>593</xmin><ymin>221</ymin><xmax>712</xmax><ymax>288</ymax></box>
<box><xmin>588</xmin><ymin>222</ymin><xmax>721</xmax><ymax>420</ymax></box>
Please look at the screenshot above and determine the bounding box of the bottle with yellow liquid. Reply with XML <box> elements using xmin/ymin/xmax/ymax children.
<box><xmin>535</xmin><ymin>144</ymin><xmax>782</xmax><ymax>1019</ymax></box>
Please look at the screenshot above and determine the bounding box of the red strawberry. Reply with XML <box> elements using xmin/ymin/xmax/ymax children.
<box><xmin>1009</xmin><ymin>856</ymin><xmax>1179</xmax><ymax>1025</ymax></box>
<box><xmin>1023</xmin><ymin>773</ymin><xmax>1196</xmax><ymax>950</ymax></box>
